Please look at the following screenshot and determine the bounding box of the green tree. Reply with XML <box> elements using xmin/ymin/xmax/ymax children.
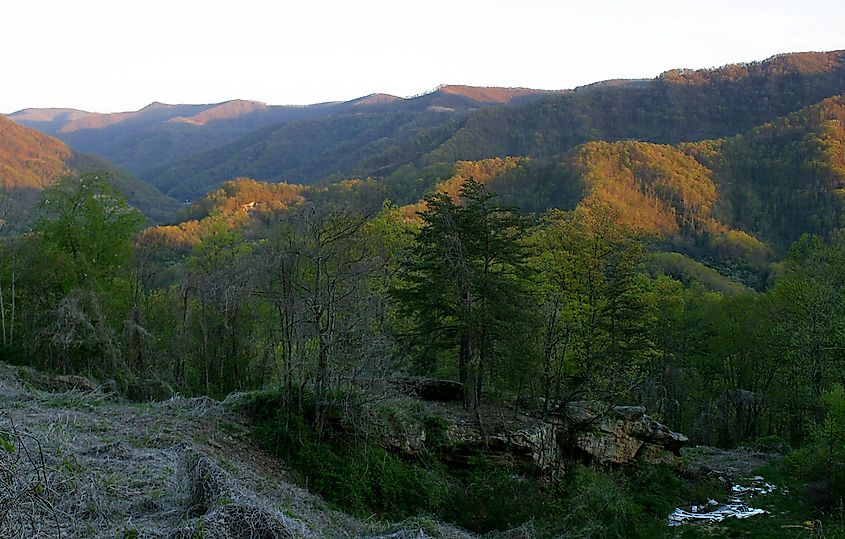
<box><xmin>395</xmin><ymin>178</ymin><xmax>533</xmax><ymax>410</ymax></box>
<box><xmin>37</xmin><ymin>173</ymin><xmax>144</xmax><ymax>291</ymax></box>
<box><xmin>530</xmin><ymin>206</ymin><xmax>657</xmax><ymax>405</ymax></box>
<box><xmin>28</xmin><ymin>173</ymin><xmax>143</xmax><ymax>376</ymax></box>
<box><xmin>764</xmin><ymin>233</ymin><xmax>845</xmax><ymax>441</ymax></box>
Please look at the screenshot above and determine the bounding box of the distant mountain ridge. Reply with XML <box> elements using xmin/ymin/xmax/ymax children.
<box><xmin>142</xmin><ymin>49</ymin><xmax>845</xmax><ymax>200</ymax></box>
<box><xmin>7</xmin><ymin>85</ymin><xmax>557</xmax><ymax>185</ymax></box>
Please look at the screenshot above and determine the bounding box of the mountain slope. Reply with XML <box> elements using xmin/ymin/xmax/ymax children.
<box><xmin>8</xmin><ymin>86</ymin><xmax>556</xmax><ymax>185</ymax></box>
<box><xmin>0</xmin><ymin>116</ymin><xmax>181</xmax><ymax>224</ymax></box>
<box><xmin>688</xmin><ymin>94</ymin><xmax>845</xmax><ymax>246</ymax></box>
<box><xmin>421</xmin><ymin>50</ymin><xmax>845</xmax><ymax>165</ymax></box>
<box><xmin>142</xmin><ymin>87</ymin><xmax>845</xmax><ymax>265</ymax></box>
<box><xmin>154</xmin><ymin>109</ymin><xmax>461</xmax><ymax>200</ymax></box>
<box><xmin>148</xmin><ymin>50</ymin><xmax>845</xmax><ymax>202</ymax></box>
<box><xmin>385</xmin><ymin>93</ymin><xmax>845</xmax><ymax>272</ymax></box>
<box><xmin>0</xmin><ymin>115</ymin><xmax>72</xmax><ymax>191</ymax></box>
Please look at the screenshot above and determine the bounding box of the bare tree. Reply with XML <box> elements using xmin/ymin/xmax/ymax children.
<box><xmin>258</xmin><ymin>203</ymin><xmax>387</xmax><ymax>428</ymax></box>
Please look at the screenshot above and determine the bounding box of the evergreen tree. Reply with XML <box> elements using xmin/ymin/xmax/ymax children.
<box><xmin>395</xmin><ymin>178</ymin><xmax>533</xmax><ymax>409</ymax></box>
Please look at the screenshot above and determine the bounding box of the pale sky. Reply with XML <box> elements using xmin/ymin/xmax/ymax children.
<box><xmin>2</xmin><ymin>0</ymin><xmax>843</xmax><ymax>113</ymax></box>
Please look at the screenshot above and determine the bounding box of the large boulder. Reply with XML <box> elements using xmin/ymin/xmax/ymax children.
<box><xmin>555</xmin><ymin>401</ymin><xmax>688</xmax><ymax>466</ymax></box>
<box><xmin>439</xmin><ymin>417</ymin><xmax>560</xmax><ymax>474</ymax></box>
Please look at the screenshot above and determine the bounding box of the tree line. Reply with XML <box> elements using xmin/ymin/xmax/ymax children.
<box><xmin>1</xmin><ymin>171</ymin><xmax>844</xmax><ymax>502</ymax></box>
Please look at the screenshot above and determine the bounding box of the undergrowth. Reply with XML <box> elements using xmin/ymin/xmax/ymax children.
<box><xmin>240</xmin><ymin>389</ymin><xmax>724</xmax><ymax>537</ymax></box>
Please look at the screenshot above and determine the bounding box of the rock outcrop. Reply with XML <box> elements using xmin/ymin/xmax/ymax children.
<box><xmin>439</xmin><ymin>415</ymin><xmax>560</xmax><ymax>474</ymax></box>
<box><xmin>373</xmin><ymin>398</ymin><xmax>688</xmax><ymax>476</ymax></box>
<box><xmin>554</xmin><ymin>401</ymin><xmax>688</xmax><ymax>467</ymax></box>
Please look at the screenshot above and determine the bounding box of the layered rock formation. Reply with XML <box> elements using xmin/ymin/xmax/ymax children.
<box><xmin>375</xmin><ymin>396</ymin><xmax>688</xmax><ymax>476</ymax></box>
<box><xmin>556</xmin><ymin>401</ymin><xmax>689</xmax><ymax>467</ymax></box>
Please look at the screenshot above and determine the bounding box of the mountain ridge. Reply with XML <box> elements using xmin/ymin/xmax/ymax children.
<box><xmin>7</xmin><ymin>49</ymin><xmax>845</xmax><ymax>206</ymax></box>
<box><xmin>6</xmin><ymin>85</ymin><xmax>557</xmax><ymax>182</ymax></box>
<box><xmin>144</xmin><ymin>49</ymin><xmax>845</xmax><ymax>200</ymax></box>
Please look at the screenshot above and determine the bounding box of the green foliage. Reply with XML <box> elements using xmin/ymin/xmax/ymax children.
<box><xmin>744</xmin><ymin>435</ymin><xmax>792</xmax><ymax>455</ymax></box>
<box><xmin>530</xmin><ymin>206</ymin><xmax>657</xmax><ymax>402</ymax></box>
<box><xmin>441</xmin><ymin>456</ymin><xmax>551</xmax><ymax>532</ymax></box>
<box><xmin>37</xmin><ymin>172</ymin><xmax>144</xmax><ymax>291</ymax></box>
<box><xmin>711</xmin><ymin>96</ymin><xmax>845</xmax><ymax>247</ymax></box>
<box><xmin>645</xmin><ymin>252</ymin><xmax>750</xmax><ymax>295</ymax></box>
<box><xmin>254</xmin><ymin>405</ymin><xmax>447</xmax><ymax>521</ymax></box>
<box><xmin>547</xmin><ymin>466</ymin><xmax>646</xmax><ymax>538</ymax></box>
<box><xmin>2</xmin><ymin>172</ymin><xmax>145</xmax><ymax>377</ymax></box>
<box><xmin>422</xmin><ymin>415</ymin><xmax>449</xmax><ymax>449</ymax></box>
<box><xmin>394</xmin><ymin>179</ymin><xmax>535</xmax><ymax>404</ymax></box>
<box><xmin>533</xmin><ymin>463</ymin><xmax>713</xmax><ymax>539</ymax></box>
<box><xmin>65</xmin><ymin>153</ymin><xmax>182</xmax><ymax>224</ymax></box>
<box><xmin>0</xmin><ymin>434</ymin><xmax>15</xmax><ymax>454</ymax></box>
<box><xmin>786</xmin><ymin>385</ymin><xmax>845</xmax><ymax>507</ymax></box>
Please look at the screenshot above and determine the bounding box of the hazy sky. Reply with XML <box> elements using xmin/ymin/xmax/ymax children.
<box><xmin>2</xmin><ymin>0</ymin><xmax>844</xmax><ymax>113</ymax></box>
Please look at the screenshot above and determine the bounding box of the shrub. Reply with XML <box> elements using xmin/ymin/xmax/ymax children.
<box><xmin>785</xmin><ymin>385</ymin><xmax>845</xmax><ymax>508</ymax></box>
<box><xmin>549</xmin><ymin>466</ymin><xmax>643</xmax><ymax>539</ymax></box>
<box><xmin>253</xmin><ymin>405</ymin><xmax>446</xmax><ymax>520</ymax></box>
<box><xmin>746</xmin><ymin>434</ymin><xmax>791</xmax><ymax>455</ymax></box>
<box><xmin>442</xmin><ymin>456</ymin><xmax>550</xmax><ymax>532</ymax></box>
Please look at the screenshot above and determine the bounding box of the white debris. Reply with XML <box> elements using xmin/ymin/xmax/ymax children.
<box><xmin>669</xmin><ymin>502</ymin><xmax>766</xmax><ymax>526</ymax></box>
<box><xmin>669</xmin><ymin>476</ymin><xmax>774</xmax><ymax>526</ymax></box>
<box><xmin>732</xmin><ymin>482</ymin><xmax>776</xmax><ymax>495</ymax></box>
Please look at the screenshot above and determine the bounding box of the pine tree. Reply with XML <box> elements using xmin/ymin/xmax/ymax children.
<box><xmin>395</xmin><ymin>178</ymin><xmax>532</xmax><ymax>410</ymax></box>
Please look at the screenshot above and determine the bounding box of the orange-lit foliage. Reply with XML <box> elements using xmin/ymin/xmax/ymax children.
<box><xmin>436</xmin><ymin>85</ymin><xmax>558</xmax><ymax>104</ymax></box>
<box><xmin>142</xmin><ymin>178</ymin><xmax>304</xmax><ymax>248</ymax></box>
<box><xmin>0</xmin><ymin>116</ymin><xmax>72</xmax><ymax>190</ymax></box>
<box><xmin>399</xmin><ymin>157</ymin><xmax>523</xmax><ymax>220</ymax></box>
<box><xmin>573</xmin><ymin>141</ymin><xmax>719</xmax><ymax>235</ymax></box>
<box><xmin>190</xmin><ymin>177</ymin><xmax>303</xmax><ymax>217</ymax></box>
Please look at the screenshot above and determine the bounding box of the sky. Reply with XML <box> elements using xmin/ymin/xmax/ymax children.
<box><xmin>1</xmin><ymin>0</ymin><xmax>844</xmax><ymax>113</ymax></box>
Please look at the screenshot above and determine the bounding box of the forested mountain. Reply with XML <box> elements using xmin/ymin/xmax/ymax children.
<box><xmin>139</xmin><ymin>50</ymin><xmax>845</xmax><ymax>202</ymax></box>
<box><xmin>152</xmin><ymin>109</ymin><xmax>461</xmax><ymax>200</ymax></box>
<box><xmin>7</xmin><ymin>86</ymin><xmax>557</xmax><ymax>189</ymax></box>
<box><xmin>0</xmin><ymin>116</ymin><xmax>181</xmax><ymax>224</ymax></box>
<box><xmin>387</xmin><ymin>92</ymin><xmax>845</xmax><ymax>253</ymax></box>
<box><xmin>421</xmin><ymin>50</ymin><xmax>845</xmax><ymax>163</ymax></box>
<box><xmin>142</xmin><ymin>89</ymin><xmax>845</xmax><ymax>270</ymax></box>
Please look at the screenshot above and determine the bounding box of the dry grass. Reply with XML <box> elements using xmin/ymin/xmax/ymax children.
<box><xmin>0</xmin><ymin>362</ymin><xmax>485</xmax><ymax>538</ymax></box>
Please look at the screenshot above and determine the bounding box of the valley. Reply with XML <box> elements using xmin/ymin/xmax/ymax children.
<box><xmin>3</xmin><ymin>48</ymin><xmax>845</xmax><ymax>538</ymax></box>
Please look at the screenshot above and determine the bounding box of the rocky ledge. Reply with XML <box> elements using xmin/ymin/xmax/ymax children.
<box><xmin>376</xmin><ymin>397</ymin><xmax>688</xmax><ymax>476</ymax></box>
<box><xmin>556</xmin><ymin>401</ymin><xmax>689</xmax><ymax>467</ymax></box>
